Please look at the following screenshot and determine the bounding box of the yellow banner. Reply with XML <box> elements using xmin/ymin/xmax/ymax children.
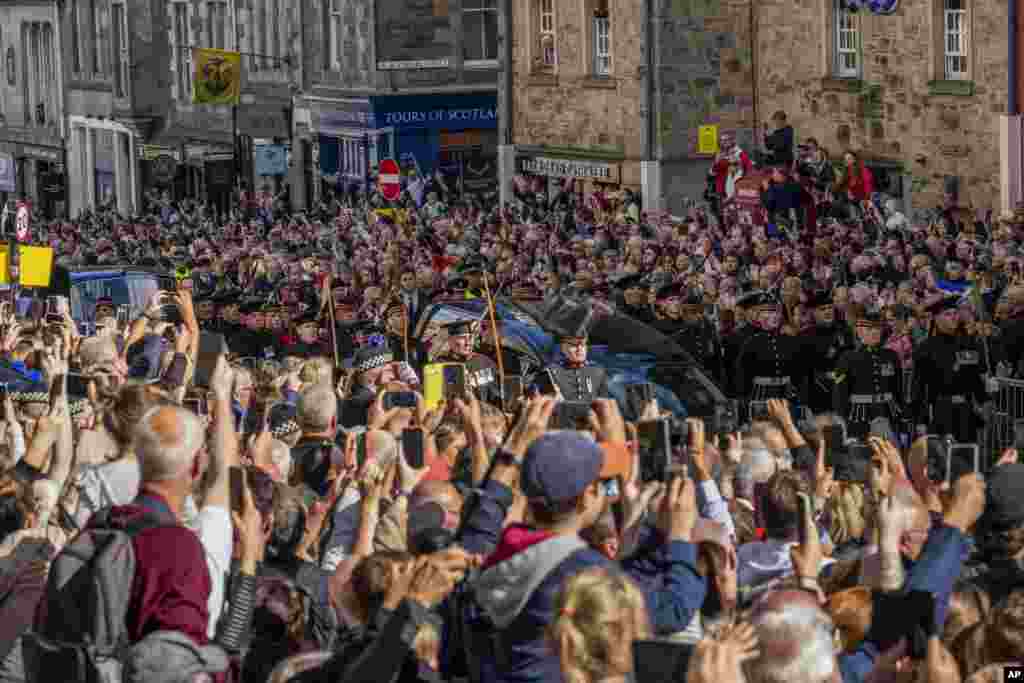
<box><xmin>19</xmin><ymin>246</ymin><xmax>54</xmax><ymax>288</ymax></box>
<box><xmin>698</xmin><ymin>124</ymin><xmax>720</xmax><ymax>155</ymax></box>
<box><xmin>193</xmin><ymin>49</ymin><xmax>241</xmax><ymax>105</ymax></box>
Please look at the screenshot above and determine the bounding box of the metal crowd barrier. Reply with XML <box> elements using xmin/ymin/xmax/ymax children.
<box><xmin>983</xmin><ymin>377</ymin><xmax>1024</xmax><ymax>470</ymax></box>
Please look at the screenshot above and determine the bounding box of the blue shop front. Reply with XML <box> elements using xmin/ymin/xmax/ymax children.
<box><xmin>317</xmin><ymin>92</ymin><xmax>497</xmax><ymax>197</ymax></box>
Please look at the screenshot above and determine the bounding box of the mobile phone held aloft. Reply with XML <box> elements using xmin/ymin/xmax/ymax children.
<box><xmin>636</xmin><ymin>418</ymin><xmax>672</xmax><ymax>482</ymax></box>
<box><xmin>383</xmin><ymin>391</ymin><xmax>417</xmax><ymax>410</ymax></box>
<box><xmin>422</xmin><ymin>363</ymin><xmax>467</xmax><ymax>411</ymax></box>
<box><xmin>402</xmin><ymin>428</ymin><xmax>426</xmax><ymax>469</ymax></box>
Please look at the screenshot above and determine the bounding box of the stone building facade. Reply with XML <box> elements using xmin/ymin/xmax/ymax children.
<box><xmin>292</xmin><ymin>0</ymin><xmax>500</xmax><ymax>211</ymax></box>
<box><xmin>508</xmin><ymin>0</ymin><xmax>756</xmax><ymax>214</ymax></box>
<box><xmin>0</xmin><ymin>0</ymin><xmax>67</xmax><ymax>219</ymax></box>
<box><xmin>755</xmin><ymin>0</ymin><xmax>1009</xmax><ymax>211</ymax></box>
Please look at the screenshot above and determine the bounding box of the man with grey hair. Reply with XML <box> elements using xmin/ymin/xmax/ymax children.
<box><xmin>33</xmin><ymin>405</ymin><xmax>224</xmax><ymax>652</ymax></box>
<box><xmin>291</xmin><ymin>383</ymin><xmax>342</xmax><ymax>498</ymax></box>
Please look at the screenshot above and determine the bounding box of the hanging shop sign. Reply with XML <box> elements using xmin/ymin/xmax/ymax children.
<box><xmin>254</xmin><ymin>144</ymin><xmax>288</xmax><ymax>176</ymax></box>
<box><xmin>151</xmin><ymin>155</ymin><xmax>178</xmax><ymax>185</ymax></box>
<box><xmin>841</xmin><ymin>0</ymin><xmax>899</xmax><ymax>14</ymax></box>
<box><xmin>0</xmin><ymin>154</ymin><xmax>15</xmax><ymax>193</ymax></box>
<box><xmin>518</xmin><ymin>156</ymin><xmax>620</xmax><ymax>184</ymax></box>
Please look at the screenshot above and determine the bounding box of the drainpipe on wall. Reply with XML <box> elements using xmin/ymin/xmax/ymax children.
<box><xmin>640</xmin><ymin>0</ymin><xmax>661</xmax><ymax>212</ymax></box>
<box><xmin>1011</xmin><ymin>0</ymin><xmax>1019</xmax><ymax>116</ymax></box>
<box><xmin>54</xmin><ymin>0</ymin><xmax>70</xmax><ymax>218</ymax></box>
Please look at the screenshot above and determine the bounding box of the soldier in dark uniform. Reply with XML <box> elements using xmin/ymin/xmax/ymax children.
<box><xmin>94</xmin><ymin>295</ymin><xmax>115</xmax><ymax>321</ymax></box>
<box><xmin>230</xmin><ymin>299</ymin><xmax>282</xmax><ymax>360</ymax></box>
<box><xmin>673</xmin><ymin>286</ymin><xmax>722</xmax><ymax>382</ymax></box>
<box><xmin>733</xmin><ymin>291</ymin><xmax>804</xmax><ymax>416</ymax></box>
<box><xmin>912</xmin><ymin>295</ymin><xmax>993</xmax><ymax>443</ymax></box>
<box><xmin>614</xmin><ymin>274</ymin><xmax>656</xmax><ymax>324</ymax></box>
<box><xmin>434</xmin><ymin>320</ymin><xmax>501</xmax><ymax>405</ymax></box>
<box><xmin>650</xmin><ymin>284</ymin><xmax>685</xmax><ymax>337</ymax></box>
<box><xmin>285</xmin><ymin>309</ymin><xmax>325</xmax><ymax>359</ymax></box>
<box><xmin>722</xmin><ymin>291</ymin><xmax>767</xmax><ymax>400</ymax></box>
<box><xmin>803</xmin><ymin>290</ymin><xmax>853</xmax><ymax>415</ymax></box>
<box><xmin>832</xmin><ymin>308</ymin><xmax>903</xmax><ymax>440</ymax></box>
<box><xmin>534</xmin><ymin>310</ymin><xmax>610</xmax><ymax>402</ymax></box>
<box><xmin>383</xmin><ymin>300</ymin><xmax>428</xmax><ymax>369</ymax></box>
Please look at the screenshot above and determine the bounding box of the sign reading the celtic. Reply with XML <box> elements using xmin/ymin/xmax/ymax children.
<box><xmin>193</xmin><ymin>48</ymin><xmax>241</xmax><ymax>105</ymax></box>
<box><xmin>518</xmin><ymin>156</ymin><xmax>619</xmax><ymax>183</ymax></box>
<box><xmin>840</xmin><ymin>0</ymin><xmax>899</xmax><ymax>13</ymax></box>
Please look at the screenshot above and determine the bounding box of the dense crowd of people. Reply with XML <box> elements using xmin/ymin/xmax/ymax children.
<box><xmin>0</xmin><ymin>126</ymin><xmax>1020</xmax><ymax>683</ymax></box>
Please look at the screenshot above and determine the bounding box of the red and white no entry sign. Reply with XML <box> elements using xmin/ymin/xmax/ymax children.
<box><xmin>15</xmin><ymin>202</ymin><xmax>30</xmax><ymax>242</ymax></box>
<box><xmin>378</xmin><ymin>158</ymin><xmax>401</xmax><ymax>201</ymax></box>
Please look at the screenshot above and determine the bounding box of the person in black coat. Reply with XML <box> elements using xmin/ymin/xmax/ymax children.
<box><xmin>831</xmin><ymin>309</ymin><xmax>903</xmax><ymax>440</ymax></box>
<box><xmin>762</xmin><ymin>110</ymin><xmax>795</xmax><ymax>166</ymax></box>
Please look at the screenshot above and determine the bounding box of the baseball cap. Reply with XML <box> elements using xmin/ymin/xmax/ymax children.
<box><xmin>521</xmin><ymin>431</ymin><xmax>632</xmax><ymax>505</ymax></box>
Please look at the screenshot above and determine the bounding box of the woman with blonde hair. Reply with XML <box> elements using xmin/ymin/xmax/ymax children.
<box><xmin>825</xmin><ymin>481</ymin><xmax>868</xmax><ymax>561</ymax></box>
<box><xmin>549</xmin><ymin>567</ymin><xmax>650</xmax><ymax>683</ymax></box>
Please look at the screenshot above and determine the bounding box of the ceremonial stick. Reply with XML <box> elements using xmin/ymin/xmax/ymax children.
<box><xmin>481</xmin><ymin>273</ymin><xmax>505</xmax><ymax>397</ymax></box>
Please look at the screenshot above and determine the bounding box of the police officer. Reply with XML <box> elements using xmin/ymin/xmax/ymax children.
<box><xmin>733</xmin><ymin>291</ymin><xmax>803</xmax><ymax>415</ymax></box>
<box><xmin>832</xmin><ymin>308</ymin><xmax>903</xmax><ymax>440</ymax></box>
<box><xmin>456</xmin><ymin>258</ymin><xmax>491</xmax><ymax>300</ymax></box>
<box><xmin>912</xmin><ymin>295</ymin><xmax>992</xmax><ymax>443</ymax></box>
<box><xmin>435</xmin><ymin>320</ymin><xmax>500</xmax><ymax>405</ymax></box>
<box><xmin>535</xmin><ymin>313</ymin><xmax>610</xmax><ymax>402</ymax></box>
<box><xmin>804</xmin><ymin>290</ymin><xmax>852</xmax><ymax>414</ymax></box>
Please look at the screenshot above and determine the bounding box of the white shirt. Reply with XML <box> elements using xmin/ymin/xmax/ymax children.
<box><xmin>186</xmin><ymin>500</ymin><xmax>233</xmax><ymax>638</ymax></box>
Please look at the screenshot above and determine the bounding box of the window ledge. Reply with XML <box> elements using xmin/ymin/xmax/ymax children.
<box><xmin>928</xmin><ymin>79</ymin><xmax>974</xmax><ymax>97</ymax></box>
<box><xmin>582</xmin><ymin>76</ymin><xmax>616</xmax><ymax>89</ymax></box>
<box><xmin>527</xmin><ymin>71</ymin><xmax>558</xmax><ymax>86</ymax></box>
<box><xmin>820</xmin><ymin>77</ymin><xmax>863</xmax><ymax>92</ymax></box>
<box><xmin>464</xmin><ymin>59</ymin><xmax>499</xmax><ymax>70</ymax></box>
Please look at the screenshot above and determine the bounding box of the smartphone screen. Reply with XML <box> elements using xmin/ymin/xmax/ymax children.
<box><xmin>384</xmin><ymin>391</ymin><xmax>418</xmax><ymax>410</ymax></box>
<box><xmin>636</xmin><ymin>419</ymin><xmax>671</xmax><ymax>482</ymax></box>
<box><xmin>402</xmin><ymin>428</ymin><xmax>426</xmax><ymax>469</ymax></box>
<box><xmin>229</xmin><ymin>466</ymin><xmax>245</xmax><ymax>512</ymax></box>
<box><xmin>632</xmin><ymin>641</ymin><xmax>695</xmax><ymax>683</ymax></box>
<box><xmin>67</xmin><ymin>373</ymin><xmax>89</xmax><ymax>397</ymax></box>
<box><xmin>750</xmin><ymin>400</ymin><xmax>770</xmax><ymax>421</ymax></box>
<box><xmin>797</xmin><ymin>492</ymin><xmax>813</xmax><ymax>546</ymax></box>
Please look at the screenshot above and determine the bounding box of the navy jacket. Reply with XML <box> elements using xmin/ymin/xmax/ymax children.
<box><xmin>468</xmin><ymin>482</ymin><xmax>706</xmax><ymax>683</ymax></box>
<box><xmin>838</xmin><ymin>524</ymin><xmax>970</xmax><ymax>683</ymax></box>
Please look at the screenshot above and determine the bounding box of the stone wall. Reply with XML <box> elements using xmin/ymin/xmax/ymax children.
<box><xmin>656</xmin><ymin>0</ymin><xmax>757</xmax><ymax>208</ymax></box>
<box><xmin>756</xmin><ymin>0</ymin><xmax>1009</xmax><ymax>211</ymax></box>
<box><xmin>511</xmin><ymin>0</ymin><xmax>644</xmax><ymax>186</ymax></box>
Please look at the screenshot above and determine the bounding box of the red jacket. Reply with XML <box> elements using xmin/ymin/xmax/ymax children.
<box><xmin>712</xmin><ymin>150</ymin><xmax>753</xmax><ymax>195</ymax></box>
<box><xmin>843</xmin><ymin>161</ymin><xmax>875</xmax><ymax>201</ymax></box>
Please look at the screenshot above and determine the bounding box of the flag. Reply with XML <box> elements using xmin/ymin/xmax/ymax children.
<box><xmin>193</xmin><ymin>48</ymin><xmax>241</xmax><ymax>105</ymax></box>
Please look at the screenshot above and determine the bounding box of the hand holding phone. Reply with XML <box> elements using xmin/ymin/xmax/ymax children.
<box><xmin>229</xmin><ymin>466</ymin><xmax>245</xmax><ymax>513</ymax></box>
<box><xmin>792</xmin><ymin>492</ymin><xmax>821</xmax><ymax>581</ymax></box>
<box><xmin>401</xmin><ymin>428</ymin><xmax>426</xmax><ymax>469</ymax></box>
